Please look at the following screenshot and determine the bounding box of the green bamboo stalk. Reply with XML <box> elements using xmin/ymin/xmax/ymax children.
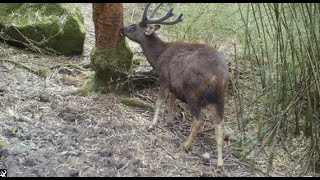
<box><xmin>233</xmin><ymin>43</ymin><xmax>244</xmax><ymax>145</ymax></box>
<box><xmin>238</xmin><ymin>3</ymin><xmax>252</xmax><ymax>140</ymax></box>
<box><xmin>257</xmin><ymin>4</ymin><xmax>272</xmax><ymax>90</ymax></box>
<box><xmin>251</xmin><ymin>3</ymin><xmax>266</xmax><ymax>89</ymax></box>
<box><xmin>237</xmin><ymin>3</ymin><xmax>319</xmax><ymax>175</ymax></box>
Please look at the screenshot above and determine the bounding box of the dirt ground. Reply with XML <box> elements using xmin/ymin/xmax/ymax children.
<box><xmin>0</xmin><ymin>3</ymin><xmax>273</xmax><ymax>177</ymax></box>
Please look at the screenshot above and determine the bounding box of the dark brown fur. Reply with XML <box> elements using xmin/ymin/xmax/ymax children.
<box><xmin>121</xmin><ymin>28</ymin><xmax>228</xmax><ymax>119</ymax></box>
<box><xmin>120</xmin><ymin>4</ymin><xmax>228</xmax><ymax>170</ymax></box>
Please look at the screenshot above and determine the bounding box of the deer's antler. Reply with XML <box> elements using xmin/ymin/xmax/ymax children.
<box><xmin>141</xmin><ymin>3</ymin><xmax>183</xmax><ymax>25</ymax></box>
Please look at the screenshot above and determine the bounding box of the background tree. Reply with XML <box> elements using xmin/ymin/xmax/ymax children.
<box><xmin>90</xmin><ymin>3</ymin><xmax>132</xmax><ymax>92</ymax></box>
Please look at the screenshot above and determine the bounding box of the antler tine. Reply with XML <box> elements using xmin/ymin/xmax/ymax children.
<box><xmin>147</xmin><ymin>8</ymin><xmax>174</xmax><ymax>24</ymax></box>
<box><xmin>155</xmin><ymin>13</ymin><xmax>183</xmax><ymax>25</ymax></box>
<box><xmin>141</xmin><ymin>3</ymin><xmax>183</xmax><ymax>25</ymax></box>
<box><xmin>149</xmin><ymin>3</ymin><xmax>163</xmax><ymax>18</ymax></box>
<box><xmin>141</xmin><ymin>3</ymin><xmax>152</xmax><ymax>24</ymax></box>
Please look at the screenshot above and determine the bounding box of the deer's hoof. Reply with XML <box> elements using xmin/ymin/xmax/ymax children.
<box><xmin>181</xmin><ymin>142</ymin><xmax>192</xmax><ymax>151</ymax></box>
<box><xmin>147</xmin><ymin>125</ymin><xmax>155</xmax><ymax>132</ymax></box>
<box><xmin>215</xmin><ymin>165</ymin><xmax>226</xmax><ymax>177</ymax></box>
<box><xmin>164</xmin><ymin>121</ymin><xmax>173</xmax><ymax>127</ymax></box>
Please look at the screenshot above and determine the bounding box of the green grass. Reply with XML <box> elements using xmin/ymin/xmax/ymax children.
<box><xmin>162</xmin><ymin>4</ymin><xmax>244</xmax><ymax>45</ymax></box>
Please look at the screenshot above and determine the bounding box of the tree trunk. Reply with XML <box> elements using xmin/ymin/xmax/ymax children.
<box><xmin>93</xmin><ymin>3</ymin><xmax>124</xmax><ymax>49</ymax></box>
<box><xmin>90</xmin><ymin>3</ymin><xmax>133</xmax><ymax>91</ymax></box>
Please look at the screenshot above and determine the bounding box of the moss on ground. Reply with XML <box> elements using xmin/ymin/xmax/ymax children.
<box><xmin>120</xmin><ymin>97</ymin><xmax>154</xmax><ymax>112</ymax></box>
<box><xmin>77</xmin><ymin>80</ymin><xmax>95</xmax><ymax>96</ymax></box>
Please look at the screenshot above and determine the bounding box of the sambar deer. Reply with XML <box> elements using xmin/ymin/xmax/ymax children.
<box><xmin>120</xmin><ymin>3</ymin><xmax>229</xmax><ymax>171</ymax></box>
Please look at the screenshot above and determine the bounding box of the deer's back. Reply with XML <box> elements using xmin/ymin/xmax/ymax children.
<box><xmin>157</xmin><ymin>42</ymin><xmax>228</xmax><ymax>105</ymax></box>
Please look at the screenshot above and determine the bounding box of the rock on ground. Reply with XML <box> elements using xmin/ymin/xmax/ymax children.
<box><xmin>0</xmin><ymin>3</ymin><xmax>86</xmax><ymax>56</ymax></box>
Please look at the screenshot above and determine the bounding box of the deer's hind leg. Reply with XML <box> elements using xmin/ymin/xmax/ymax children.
<box><xmin>182</xmin><ymin>96</ymin><xmax>204</xmax><ymax>150</ymax></box>
<box><xmin>210</xmin><ymin>103</ymin><xmax>224</xmax><ymax>169</ymax></box>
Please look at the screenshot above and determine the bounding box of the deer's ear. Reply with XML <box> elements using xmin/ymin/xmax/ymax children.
<box><xmin>144</xmin><ymin>25</ymin><xmax>161</xmax><ymax>35</ymax></box>
<box><xmin>154</xmin><ymin>25</ymin><xmax>161</xmax><ymax>31</ymax></box>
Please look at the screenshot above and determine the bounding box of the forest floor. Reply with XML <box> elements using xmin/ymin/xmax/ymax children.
<box><xmin>0</xmin><ymin>3</ymin><xmax>307</xmax><ymax>177</ymax></box>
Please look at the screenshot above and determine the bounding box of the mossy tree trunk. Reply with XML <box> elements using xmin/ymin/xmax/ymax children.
<box><xmin>90</xmin><ymin>3</ymin><xmax>133</xmax><ymax>91</ymax></box>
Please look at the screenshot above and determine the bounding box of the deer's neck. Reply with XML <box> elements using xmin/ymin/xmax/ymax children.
<box><xmin>140</xmin><ymin>35</ymin><xmax>168</xmax><ymax>69</ymax></box>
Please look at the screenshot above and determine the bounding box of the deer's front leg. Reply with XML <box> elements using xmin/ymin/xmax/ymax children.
<box><xmin>148</xmin><ymin>87</ymin><xmax>169</xmax><ymax>131</ymax></box>
<box><xmin>165</xmin><ymin>93</ymin><xmax>176</xmax><ymax>126</ymax></box>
